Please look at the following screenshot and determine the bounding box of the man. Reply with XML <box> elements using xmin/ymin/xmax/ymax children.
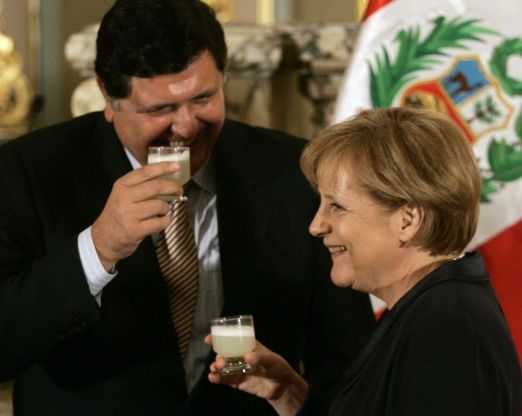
<box><xmin>0</xmin><ymin>1</ymin><xmax>375</xmax><ymax>414</ymax></box>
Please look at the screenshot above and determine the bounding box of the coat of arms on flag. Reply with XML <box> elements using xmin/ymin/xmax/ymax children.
<box><xmin>333</xmin><ymin>0</ymin><xmax>522</xmax><ymax>359</ymax></box>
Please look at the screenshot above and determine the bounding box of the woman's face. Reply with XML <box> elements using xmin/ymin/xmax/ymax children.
<box><xmin>309</xmin><ymin>166</ymin><xmax>405</xmax><ymax>293</ymax></box>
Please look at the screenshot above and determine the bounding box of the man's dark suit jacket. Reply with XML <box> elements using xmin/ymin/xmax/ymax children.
<box><xmin>0</xmin><ymin>112</ymin><xmax>375</xmax><ymax>415</ymax></box>
<box><xmin>301</xmin><ymin>252</ymin><xmax>522</xmax><ymax>416</ymax></box>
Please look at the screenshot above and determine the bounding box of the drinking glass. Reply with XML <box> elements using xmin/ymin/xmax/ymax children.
<box><xmin>147</xmin><ymin>145</ymin><xmax>190</xmax><ymax>202</ymax></box>
<box><xmin>210</xmin><ymin>315</ymin><xmax>256</xmax><ymax>375</ymax></box>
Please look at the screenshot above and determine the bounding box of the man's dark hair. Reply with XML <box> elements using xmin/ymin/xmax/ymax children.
<box><xmin>95</xmin><ymin>0</ymin><xmax>227</xmax><ymax>99</ymax></box>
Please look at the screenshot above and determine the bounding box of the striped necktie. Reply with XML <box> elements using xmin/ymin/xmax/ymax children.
<box><xmin>156</xmin><ymin>200</ymin><xmax>198</xmax><ymax>358</ymax></box>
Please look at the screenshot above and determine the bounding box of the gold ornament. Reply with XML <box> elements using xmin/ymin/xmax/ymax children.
<box><xmin>204</xmin><ymin>0</ymin><xmax>234</xmax><ymax>22</ymax></box>
<box><xmin>0</xmin><ymin>10</ymin><xmax>33</xmax><ymax>135</ymax></box>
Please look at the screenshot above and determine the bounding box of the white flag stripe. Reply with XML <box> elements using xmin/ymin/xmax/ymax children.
<box><xmin>469</xmin><ymin>184</ymin><xmax>522</xmax><ymax>248</ymax></box>
<box><xmin>334</xmin><ymin>0</ymin><xmax>522</xmax><ymax>249</ymax></box>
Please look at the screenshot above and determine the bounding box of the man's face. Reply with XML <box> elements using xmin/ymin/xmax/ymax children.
<box><xmin>101</xmin><ymin>50</ymin><xmax>225</xmax><ymax>174</ymax></box>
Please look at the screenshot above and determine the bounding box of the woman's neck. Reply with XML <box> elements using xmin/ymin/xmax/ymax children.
<box><xmin>373</xmin><ymin>251</ymin><xmax>457</xmax><ymax>310</ymax></box>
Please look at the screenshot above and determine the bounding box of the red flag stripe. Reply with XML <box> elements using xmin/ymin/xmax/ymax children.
<box><xmin>362</xmin><ymin>0</ymin><xmax>394</xmax><ymax>21</ymax></box>
<box><xmin>478</xmin><ymin>219</ymin><xmax>522</xmax><ymax>361</ymax></box>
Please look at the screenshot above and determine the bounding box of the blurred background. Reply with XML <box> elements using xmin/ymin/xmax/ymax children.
<box><xmin>0</xmin><ymin>0</ymin><xmax>364</xmax><ymax>143</ymax></box>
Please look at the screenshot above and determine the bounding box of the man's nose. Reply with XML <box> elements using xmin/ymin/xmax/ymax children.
<box><xmin>171</xmin><ymin>105</ymin><xmax>198</xmax><ymax>139</ymax></box>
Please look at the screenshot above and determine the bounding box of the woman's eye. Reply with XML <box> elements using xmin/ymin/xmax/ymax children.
<box><xmin>330</xmin><ymin>202</ymin><xmax>344</xmax><ymax>212</ymax></box>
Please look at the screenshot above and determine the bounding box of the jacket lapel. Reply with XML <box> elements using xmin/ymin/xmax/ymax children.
<box><xmin>213</xmin><ymin>120</ymin><xmax>269</xmax><ymax>311</ymax></box>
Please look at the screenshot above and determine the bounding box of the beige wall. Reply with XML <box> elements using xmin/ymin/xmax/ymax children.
<box><xmin>294</xmin><ymin>0</ymin><xmax>356</xmax><ymax>22</ymax></box>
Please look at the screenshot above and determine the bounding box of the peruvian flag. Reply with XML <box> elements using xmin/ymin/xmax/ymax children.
<box><xmin>333</xmin><ymin>0</ymin><xmax>522</xmax><ymax>359</ymax></box>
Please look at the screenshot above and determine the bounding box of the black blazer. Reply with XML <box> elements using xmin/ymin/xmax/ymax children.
<box><xmin>0</xmin><ymin>113</ymin><xmax>375</xmax><ymax>415</ymax></box>
<box><xmin>301</xmin><ymin>252</ymin><xmax>522</xmax><ymax>416</ymax></box>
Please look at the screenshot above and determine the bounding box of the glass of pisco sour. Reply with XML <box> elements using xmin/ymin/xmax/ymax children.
<box><xmin>147</xmin><ymin>144</ymin><xmax>190</xmax><ymax>202</ymax></box>
<box><xmin>210</xmin><ymin>315</ymin><xmax>256</xmax><ymax>375</ymax></box>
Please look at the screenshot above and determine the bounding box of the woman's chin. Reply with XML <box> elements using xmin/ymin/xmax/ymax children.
<box><xmin>330</xmin><ymin>271</ymin><xmax>355</xmax><ymax>288</ymax></box>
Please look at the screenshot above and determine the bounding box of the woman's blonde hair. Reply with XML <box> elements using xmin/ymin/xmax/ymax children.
<box><xmin>300</xmin><ymin>107</ymin><xmax>481</xmax><ymax>256</ymax></box>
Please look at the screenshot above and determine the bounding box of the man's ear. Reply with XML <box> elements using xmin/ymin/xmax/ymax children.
<box><xmin>398</xmin><ymin>203</ymin><xmax>423</xmax><ymax>244</ymax></box>
<box><xmin>96</xmin><ymin>77</ymin><xmax>114</xmax><ymax>122</ymax></box>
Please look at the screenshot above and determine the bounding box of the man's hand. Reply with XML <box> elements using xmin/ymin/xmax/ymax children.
<box><xmin>91</xmin><ymin>162</ymin><xmax>182</xmax><ymax>271</ymax></box>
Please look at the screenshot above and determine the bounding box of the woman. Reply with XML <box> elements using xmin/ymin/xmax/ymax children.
<box><xmin>207</xmin><ymin>107</ymin><xmax>522</xmax><ymax>415</ymax></box>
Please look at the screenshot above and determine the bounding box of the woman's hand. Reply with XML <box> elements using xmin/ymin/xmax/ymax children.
<box><xmin>206</xmin><ymin>335</ymin><xmax>309</xmax><ymax>416</ymax></box>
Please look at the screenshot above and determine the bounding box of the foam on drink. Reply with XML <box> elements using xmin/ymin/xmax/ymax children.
<box><xmin>147</xmin><ymin>150</ymin><xmax>190</xmax><ymax>185</ymax></box>
<box><xmin>211</xmin><ymin>325</ymin><xmax>255</xmax><ymax>357</ymax></box>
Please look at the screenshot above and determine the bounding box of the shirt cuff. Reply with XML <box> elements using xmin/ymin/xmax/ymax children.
<box><xmin>78</xmin><ymin>226</ymin><xmax>117</xmax><ymax>298</ymax></box>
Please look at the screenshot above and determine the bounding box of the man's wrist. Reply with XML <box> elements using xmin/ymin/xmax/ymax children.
<box><xmin>78</xmin><ymin>227</ymin><xmax>118</xmax><ymax>297</ymax></box>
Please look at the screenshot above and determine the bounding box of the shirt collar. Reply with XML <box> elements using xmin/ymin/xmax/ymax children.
<box><xmin>125</xmin><ymin>148</ymin><xmax>141</xmax><ymax>170</ymax></box>
<box><xmin>191</xmin><ymin>154</ymin><xmax>216</xmax><ymax>194</ymax></box>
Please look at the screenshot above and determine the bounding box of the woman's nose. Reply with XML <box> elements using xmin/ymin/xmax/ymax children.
<box><xmin>309</xmin><ymin>210</ymin><xmax>330</xmax><ymax>238</ymax></box>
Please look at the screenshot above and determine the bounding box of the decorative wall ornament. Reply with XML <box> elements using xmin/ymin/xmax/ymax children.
<box><xmin>285</xmin><ymin>22</ymin><xmax>360</xmax><ymax>131</ymax></box>
<box><xmin>64</xmin><ymin>23</ymin><xmax>98</xmax><ymax>78</ymax></box>
<box><xmin>223</xmin><ymin>23</ymin><xmax>283</xmax><ymax>122</ymax></box>
<box><xmin>225</xmin><ymin>24</ymin><xmax>283</xmax><ymax>77</ymax></box>
<box><xmin>0</xmin><ymin>1</ymin><xmax>33</xmax><ymax>139</ymax></box>
<box><xmin>64</xmin><ymin>24</ymin><xmax>103</xmax><ymax>117</ymax></box>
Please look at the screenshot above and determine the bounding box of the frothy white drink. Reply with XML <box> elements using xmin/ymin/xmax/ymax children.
<box><xmin>147</xmin><ymin>150</ymin><xmax>190</xmax><ymax>185</ymax></box>
<box><xmin>211</xmin><ymin>325</ymin><xmax>256</xmax><ymax>357</ymax></box>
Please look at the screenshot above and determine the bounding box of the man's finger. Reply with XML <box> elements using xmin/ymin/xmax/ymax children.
<box><xmin>120</xmin><ymin>162</ymin><xmax>180</xmax><ymax>186</ymax></box>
